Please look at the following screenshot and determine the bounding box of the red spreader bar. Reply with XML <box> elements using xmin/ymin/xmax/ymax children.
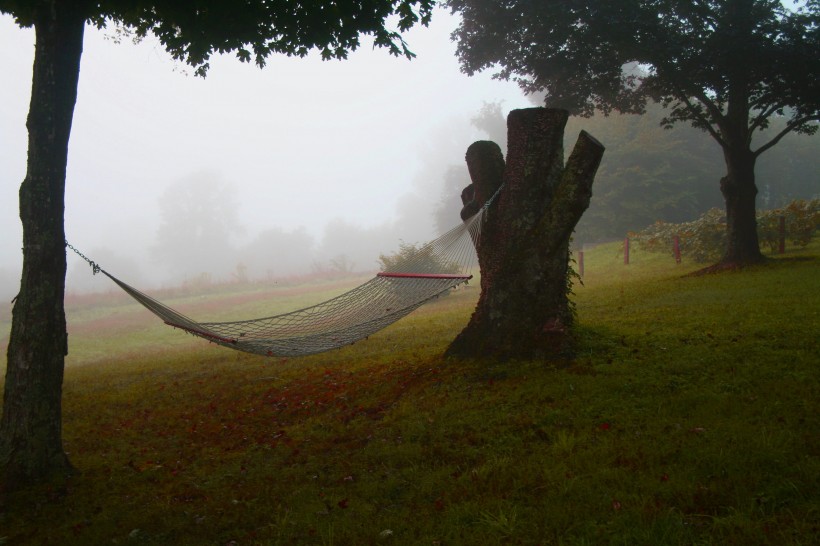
<box><xmin>164</xmin><ymin>321</ymin><xmax>238</xmax><ymax>345</ymax></box>
<box><xmin>377</xmin><ymin>272</ymin><xmax>472</xmax><ymax>280</ymax></box>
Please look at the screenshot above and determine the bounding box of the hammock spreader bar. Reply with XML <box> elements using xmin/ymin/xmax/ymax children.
<box><xmin>376</xmin><ymin>272</ymin><xmax>472</xmax><ymax>280</ymax></box>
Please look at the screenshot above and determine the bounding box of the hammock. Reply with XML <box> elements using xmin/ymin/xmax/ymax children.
<box><xmin>68</xmin><ymin>201</ymin><xmax>490</xmax><ymax>358</ymax></box>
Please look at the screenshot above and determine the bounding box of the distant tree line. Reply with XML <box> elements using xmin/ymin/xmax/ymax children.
<box><xmin>138</xmin><ymin>172</ymin><xmax>436</xmax><ymax>285</ymax></box>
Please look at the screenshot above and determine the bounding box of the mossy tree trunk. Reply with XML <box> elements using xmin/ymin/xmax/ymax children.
<box><xmin>1</xmin><ymin>3</ymin><xmax>84</xmax><ymax>491</ymax></box>
<box><xmin>446</xmin><ymin>108</ymin><xmax>604</xmax><ymax>360</ymax></box>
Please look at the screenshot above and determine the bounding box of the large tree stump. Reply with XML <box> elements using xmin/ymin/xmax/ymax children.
<box><xmin>446</xmin><ymin>108</ymin><xmax>604</xmax><ymax>360</ymax></box>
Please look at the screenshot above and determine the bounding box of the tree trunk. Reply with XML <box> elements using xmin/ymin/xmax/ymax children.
<box><xmin>446</xmin><ymin>108</ymin><xmax>604</xmax><ymax>360</ymax></box>
<box><xmin>1</xmin><ymin>4</ymin><xmax>85</xmax><ymax>491</ymax></box>
<box><xmin>718</xmin><ymin>145</ymin><xmax>765</xmax><ymax>266</ymax></box>
<box><xmin>714</xmin><ymin>9</ymin><xmax>765</xmax><ymax>269</ymax></box>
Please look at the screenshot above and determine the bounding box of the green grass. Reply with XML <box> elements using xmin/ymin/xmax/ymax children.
<box><xmin>1</xmin><ymin>242</ymin><xmax>819</xmax><ymax>545</ymax></box>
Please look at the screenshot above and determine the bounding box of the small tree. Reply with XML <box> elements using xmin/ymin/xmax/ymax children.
<box><xmin>447</xmin><ymin>0</ymin><xmax>820</xmax><ymax>269</ymax></box>
<box><xmin>378</xmin><ymin>241</ymin><xmax>461</xmax><ymax>274</ymax></box>
<box><xmin>1</xmin><ymin>0</ymin><xmax>433</xmax><ymax>491</ymax></box>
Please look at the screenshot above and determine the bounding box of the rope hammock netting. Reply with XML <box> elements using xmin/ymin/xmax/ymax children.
<box><xmin>68</xmin><ymin>197</ymin><xmax>493</xmax><ymax>358</ymax></box>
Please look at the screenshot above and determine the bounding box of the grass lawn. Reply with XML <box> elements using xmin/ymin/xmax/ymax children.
<box><xmin>1</xmin><ymin>241</ymin><xmax>818</xmax><ymax>545</ymax></box>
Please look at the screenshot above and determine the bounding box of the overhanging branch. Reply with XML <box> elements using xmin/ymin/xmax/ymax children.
<box><xmin>753</xmin><ymin>115</ymin><xmax>820</xmax><ymax>157</ymax></box>
<box><xmin>680</xmin><ymin>90</ymin><xmax>727</xmax><ymax>147</ymax></box>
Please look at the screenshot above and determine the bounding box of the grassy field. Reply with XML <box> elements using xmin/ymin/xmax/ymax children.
<box><xmin>1</xmin><ymin>241</ymin><xmax>818</xmax><ymax>545</ymax></box>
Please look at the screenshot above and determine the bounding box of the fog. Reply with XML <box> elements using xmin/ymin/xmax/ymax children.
<box><xmin>0</xmin><ymin>9</ymin><xmax>530</xmax><ymax>299</ymax></box>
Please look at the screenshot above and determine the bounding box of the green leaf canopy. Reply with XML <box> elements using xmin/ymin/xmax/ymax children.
<box><xmin>5</xmin><ymin>0</ymin><xmax>435</xmax><ymax>76</ymax></box>
<box><xmin>448</xmin><ymin>0</ymin><xmax>819</xmax><ymax>141</ymax></box>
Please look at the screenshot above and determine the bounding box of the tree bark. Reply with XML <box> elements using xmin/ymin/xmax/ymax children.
<box><xmin>718</xmin><ymin>145</ymin><xmax>765</xmax><ymax>266</ymax></box>
<box><xmin>1</xmin><ymin>4</ymin><xmax>85</xmax><ymax>491</ymax></box>
<box><xmin>446</xmin><ymin>108</ymin><xmax>604</xmax><ymax>360</ymax></box>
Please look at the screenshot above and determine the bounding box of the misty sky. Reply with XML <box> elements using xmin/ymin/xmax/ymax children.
<box><xmin>1</xmin><ymin>9</ymin><xmax>530</xmax><ymax>293</ymax></box>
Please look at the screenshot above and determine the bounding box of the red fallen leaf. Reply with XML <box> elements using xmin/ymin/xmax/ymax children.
<box><xmin>599</xmin><ymin>422</ymin><xmax>611</xmax><ymax>431</ymax></box>
<box><xmin>611</xmin><ymin>499</ymin><xmax>622</xmax><ymax>511</ymax></box>
<box><xmin>661</xmin><ymin>473</ymin><xmax>670</xmax><ymax>482</ymax></box>
<box><xmin>337</xmin><ymin>498</ymin><xmax>349</xmax><ymax>509</ymax></box>
<box><xmin>434</xmin><ymin>498</ymin><xmax>445</xmax><ymax>511</ymax></box>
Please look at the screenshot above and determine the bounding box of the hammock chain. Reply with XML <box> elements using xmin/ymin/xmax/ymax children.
<box><xmin>66</xmin><ymin>241</ymin><xmax>101</xmax><ymax>275</ymax></box>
